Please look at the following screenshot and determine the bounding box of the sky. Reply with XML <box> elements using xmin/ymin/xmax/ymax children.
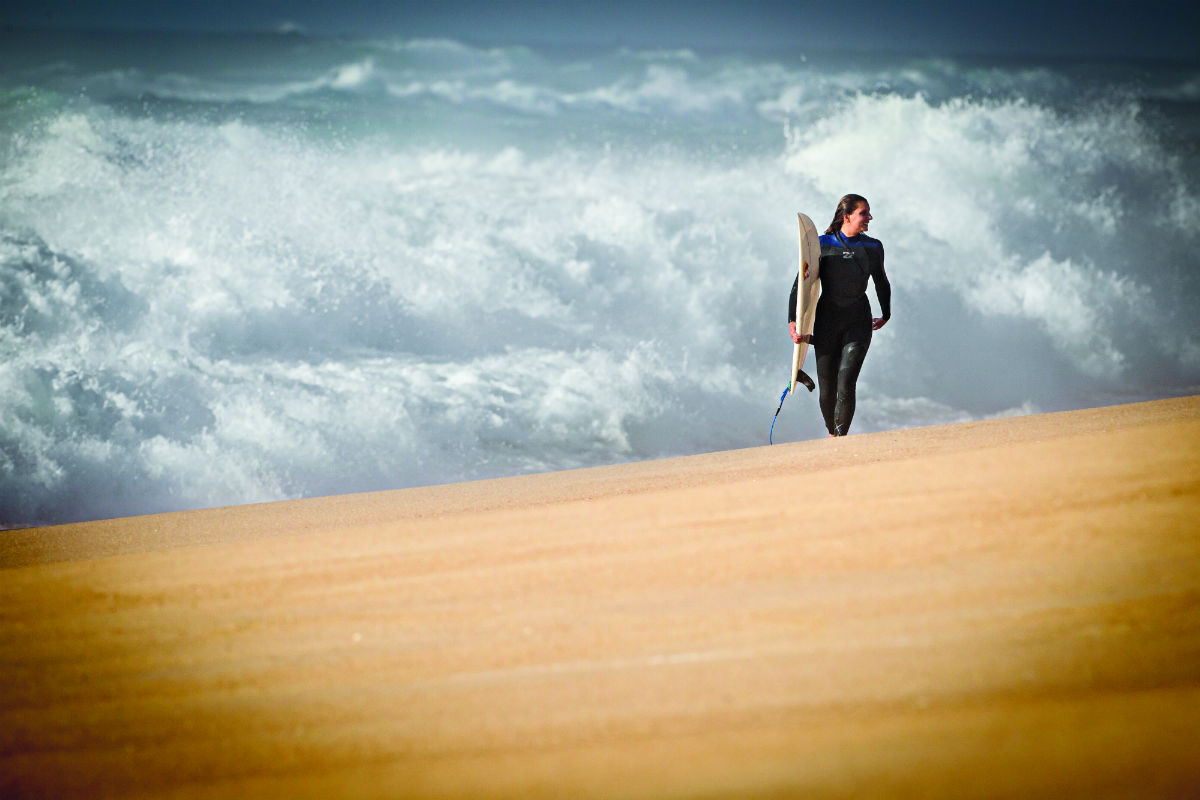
<box><xmin>3</xmin><ymin>0</ymin><xmax>1200</xmax><ymax>60</ymax></box>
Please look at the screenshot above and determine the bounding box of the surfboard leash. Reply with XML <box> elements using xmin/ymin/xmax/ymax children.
<box><xmin>770</xmin><ymin>369</ymin><xmax>814</xmax><ymax>444</ymax></box>
<box><xmin>769</xmin><ymin>384</ymin><xmax>789</xmax><ymax>445</ymax></box>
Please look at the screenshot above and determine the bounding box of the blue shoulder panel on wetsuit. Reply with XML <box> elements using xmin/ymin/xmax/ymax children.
<box><xmin>822</xmin><ymin>233</ymin><xmax>882</xmax><ymax>250</ymax></box>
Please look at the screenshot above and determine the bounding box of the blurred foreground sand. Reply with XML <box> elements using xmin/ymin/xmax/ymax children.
<box><xmin>3</xmin><ymin>396</ymin><xmax>1200</xmax><ymax>798</ymax></box>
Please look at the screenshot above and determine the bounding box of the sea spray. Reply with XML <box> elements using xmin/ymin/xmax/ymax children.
<box><xmin>2</xmin><ymin>32</ymin><xmax>1198</xmax><ymax>526</ymax></box>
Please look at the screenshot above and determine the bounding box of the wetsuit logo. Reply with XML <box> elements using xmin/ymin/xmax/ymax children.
<box><xmin>842</xmin><ymin>250</ymin><xmax>855</xmax><ymax>259</ymax></box>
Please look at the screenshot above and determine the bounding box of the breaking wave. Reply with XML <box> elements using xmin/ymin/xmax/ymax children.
<box><xmin>2</xmin><ymin>32</ymin><xmax>1197</xmax><ymax>526</ymax></box>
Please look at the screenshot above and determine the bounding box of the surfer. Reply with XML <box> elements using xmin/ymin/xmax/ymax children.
<box><xmin>788</xmin><ymin>194</ymin><xmax>891</xmax><ymax>436</ymax></box>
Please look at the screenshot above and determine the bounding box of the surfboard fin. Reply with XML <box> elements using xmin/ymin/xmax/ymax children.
<box><xmin>795</xmin><ymin>369</ymin><xmax>815</xmax><ymax>392</ymax></box>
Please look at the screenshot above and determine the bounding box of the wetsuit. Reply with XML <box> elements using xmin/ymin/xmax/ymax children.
<box><xmin>789</xmin><ymin>231</ymin><xmax>890</xmax><ymax>436</ymax></box>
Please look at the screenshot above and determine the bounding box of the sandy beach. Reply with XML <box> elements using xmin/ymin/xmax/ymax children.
<box><xmin>3</xmin><ymin>395</ymin><xmax>1199</xmax><ymax>798</ymax></box>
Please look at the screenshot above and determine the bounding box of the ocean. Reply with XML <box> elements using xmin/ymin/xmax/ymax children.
<box><xmin>2</xmin><ymin>28</ymin><xmax>1198</xmax><ymax>527</ymax></box>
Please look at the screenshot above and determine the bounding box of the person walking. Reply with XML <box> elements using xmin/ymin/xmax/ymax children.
<box><xmin>788</xmin><ymin>194</ymin><xmax>891</xmax><ymax>436</ymax></box>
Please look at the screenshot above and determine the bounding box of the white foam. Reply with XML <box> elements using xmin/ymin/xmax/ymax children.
<box><xmin>2</xmin><ymin>41</ymin><xmax>1198</xmax><ymax>525</ymax></box>
<box><xmin>783</xmin><ymin>91</ymin><xmax>1198</xmax><ymax>377</ymax></box>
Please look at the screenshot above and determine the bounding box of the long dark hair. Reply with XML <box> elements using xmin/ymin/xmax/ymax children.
<box><xmin>825</xmin><ymin>194</ymin><xmax>869</xmax><ymax>235</ymax></box>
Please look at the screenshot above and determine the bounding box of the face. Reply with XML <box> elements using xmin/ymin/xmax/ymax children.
<box><xmin>842</xmin><ymin>203</ymin><xmax>872</xmax><ymax>236</ymax></box>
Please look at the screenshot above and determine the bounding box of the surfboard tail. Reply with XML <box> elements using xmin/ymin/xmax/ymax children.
<box><xmin>789</xmin><ymin>342</ymin><xmax>802</xmax><ymax>393</ymax></box>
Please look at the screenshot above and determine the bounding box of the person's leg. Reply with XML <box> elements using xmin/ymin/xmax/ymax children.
<box><xmin>815</xmin><ymin>345</ymin><xmax>841</xmax><ymax>436</ymax></box>
<box><xmin>833</xmin><ymin>338</ymin><xmax>870</xmax><ymax>435</ymax></box>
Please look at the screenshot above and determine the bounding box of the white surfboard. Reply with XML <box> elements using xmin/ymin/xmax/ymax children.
<box><xmin>790</xmin><ymin>212</ymin><xmax>821</xmax><ymax>393</ymax></box>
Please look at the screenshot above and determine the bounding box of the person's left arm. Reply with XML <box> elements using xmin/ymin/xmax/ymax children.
<box><xmin>872</xmin><ymin>243</ymin><xmax>891</xmax><ymax>330</ymax></box>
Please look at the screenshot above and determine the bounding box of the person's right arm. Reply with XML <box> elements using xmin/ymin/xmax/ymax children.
<box><xmin>787</xmin><ymin>276</ymin><xmax>802</xmax><ymax>343</ymax></box>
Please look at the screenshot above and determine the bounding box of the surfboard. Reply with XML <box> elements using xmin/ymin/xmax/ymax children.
<box><xmin>790</xmin><ymin>212</ymin><xmax>821</xmax><ymax>393</ymax></box>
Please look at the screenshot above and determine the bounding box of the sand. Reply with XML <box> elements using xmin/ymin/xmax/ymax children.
<box><xmin>3</xmin><ymin>395</ymin><xmax>1199</xmax><ymax>799</ymax></box>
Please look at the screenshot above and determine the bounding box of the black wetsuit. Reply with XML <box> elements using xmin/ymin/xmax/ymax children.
<box><xmin>789</xmin><ymin>231</ymin><xmax>891</xmax><ymax>436</ymax></box>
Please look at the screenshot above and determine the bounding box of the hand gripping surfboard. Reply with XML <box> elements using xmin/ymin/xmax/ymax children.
<box><xmin>790</xmin><ymin>212</ymin><xmax>821</xmax><ymax>393</ymax></box>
